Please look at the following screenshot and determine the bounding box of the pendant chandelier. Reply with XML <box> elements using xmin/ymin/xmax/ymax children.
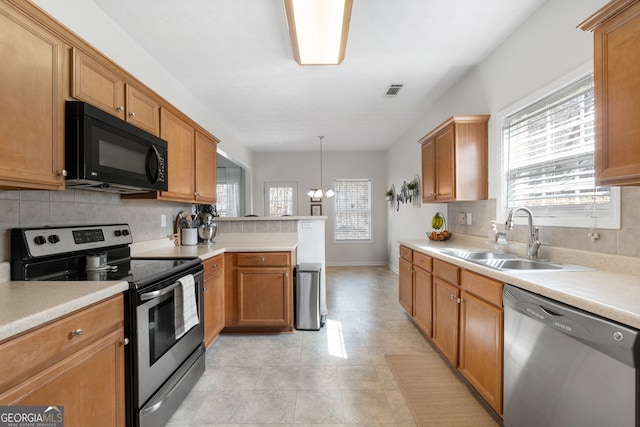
<box><xmin>307</xmin><ymin>136</ymin><xmax>334</xmax><ymax>199</ymax></box>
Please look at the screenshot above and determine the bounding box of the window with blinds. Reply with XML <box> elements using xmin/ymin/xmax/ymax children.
<box><xmin>264</xmin><ymin>181</ymin><xmax>298</xmax><ymax>217</ymax></box>
<box><xmin>334</xmin><ymin>178</ymin><xmax>372</xmax><ymax>241</ymax></box>
<box><xmin>502</xmin><ymin>73</ymin><xmax>618</xmax><ymax>228</ymax></box>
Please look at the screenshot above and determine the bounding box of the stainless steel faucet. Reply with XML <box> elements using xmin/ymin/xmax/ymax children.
<box><xmin>505</xmin><ymin>207</ymin><xmax>540</xmax><ymax>259</ymax></box>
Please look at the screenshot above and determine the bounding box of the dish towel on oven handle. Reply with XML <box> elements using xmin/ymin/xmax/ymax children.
<box><xmin>174</xmin><ymin>274</ymin><xmax>199</xmax><ymax>340</ymax></box>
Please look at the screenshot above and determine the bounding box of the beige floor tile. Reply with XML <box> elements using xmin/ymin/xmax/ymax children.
<box><xmin>294</xmin><ymin>390</ymin><xmax>344</xmax><ymax>424</ymax></box>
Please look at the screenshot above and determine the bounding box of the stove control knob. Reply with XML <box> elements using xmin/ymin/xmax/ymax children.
<box><xmin>115</xmin><ymin>230</ymin><xmax>122</xmax><ymax>237</ymax></box>
<box><xmin>34</xmin><ymin>235</ymin><xmax>46</xmax><ymax>245</ymax></box>
<box><xmin>48</xmin><ymin>234</ymin><xmax>60</xmax><ymax>244</ymax></box>
<box><xmin>122</xmin><ymin>229</ymin><xmax>130</xmax><ymax>236</ymax></box>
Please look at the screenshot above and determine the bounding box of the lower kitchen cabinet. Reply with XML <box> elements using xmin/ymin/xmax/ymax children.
<box><xmin>224</xmin><ymin>251</ymin><xmax>295</xmax><ymax>332</ymax></box>
<box><xmin>203</xmin><ymin>254</ymin><xmax>224</xmax><ymax>347</ymax></box>
<box><xmin>397</xmin><ymin>246</ymin><xmax>504</xmax><ymax>416</ymax></box>
<box><xmin>0</xmin><ymin>295</ymin><xmax>126</xmax><ymax>426</ymax></box>
<box><xmin>413</xmin><ymin>251</ymin><xmax>433</xmax><ymax>337</ymax></box>
<box><xmin>398</xmin><ymin>256</ymin><xmax>414</xmax><ymax>315</ymax></box>
<box><xmin>459</xmin><ymin>270</ymin><xmax>503</xmax><ymax>414</ymax></box>
<box><xmin>432</xmin><ymin>275</ymin><xmax>460</xmax><ymax>365</ymax></box>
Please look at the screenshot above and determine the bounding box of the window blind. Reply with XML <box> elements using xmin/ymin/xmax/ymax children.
<box><xmin>334</xmin><ymin>178</ymin><xmax>372</xmax><ymax>241</ymax></box>
<box><xmin>503</xmin><ymin>74</ymin><xmax>611</xmax><ymax>218</ymax></box>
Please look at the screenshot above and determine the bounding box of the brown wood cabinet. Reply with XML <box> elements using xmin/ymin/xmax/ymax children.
<box><xmin>223</xmin><ymin>251</ymin><xmax>295</xmax><ymax>332</ymax></box>
<box><xmin>413</xmin><ymin>252</ymin><xmax>433</xmax><ymax>337</ymax></box>
<box><xmin>398</xmin><ymin>246</ymin><xmax>414</xmax><ymax>315</ymax></box>
<box><xmin>419</xmin><ymin>115</ymin><xmax>489</xmax><ymax>202</ymax></box>
<box><xmin>459</xmin><ymin>270</ymin><xmax>503</xmax><ymax>415</ymax></box>
<box><xmin>72</xmin><ymin>48</ymin><xmax>160</xmax><ymax>136</ymax></box>
<box><xmin>125</xmin><ymin>108</ymin><xmax>219</xmax><ymax>203</ymax></box>
<box><xmin>0</xmin><ymin>295</ymin><xmax>125</xmax><ymax>426</ymax></box>
<box><xmin>203</xmin><ymin>254</ymin><xmax>224</xmax><ymax>347</ymax></box>
<box><xmin>432</xmin><ymin>259</ymin><xmax>460</xmax><ymax>365</ymax></box>
<box><xmin>580</xmin><ymin>0</ymin><xmax>640</xmax><ymax>185</ymax></box>
<box><xmin>0</xmin><ymin>1</ymin><xmax>68</xmax><ymax>191</ymax></box>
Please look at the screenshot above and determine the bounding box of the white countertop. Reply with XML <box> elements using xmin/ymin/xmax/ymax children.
<box><xmin>0</xmin><ymin>280</ymin><xmax>129</xmax><ymax>342</ymax></box>
<box><xmin>400</xmin><ymin>238</ymin><xmax>640</xmax><ymax>329</ymax></box>
<box><xmin>0</xmin><ymin>233</ymin><xmax>298</xmax><ymax>342</ymax></box>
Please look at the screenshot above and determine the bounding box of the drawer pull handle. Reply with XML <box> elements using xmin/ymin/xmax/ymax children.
<box><xmin>71</xmin><ymin>328</ymin><xmax>83</xmax><ymax>337</ymax></box>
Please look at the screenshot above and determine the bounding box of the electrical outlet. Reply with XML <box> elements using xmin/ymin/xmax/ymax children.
<box><xmin>160</xmin><ymin>214</ymin><xmax>167</xmax><ymax>227</ymax></box>
<box><xmin>458</xmin><ymin>212</ymin><xmax>466</xmax><ymax>225</ymax></box>
<box><xmin>466</xmin><ymin>212</ymin><xmax>473</xmax><ymax>225</ymax></box>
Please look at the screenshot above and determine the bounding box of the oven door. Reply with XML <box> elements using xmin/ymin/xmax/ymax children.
<box><xmin>135</xmin><ymin>268</ymin><xmax>204</xmax><ymax>406</ymax></box>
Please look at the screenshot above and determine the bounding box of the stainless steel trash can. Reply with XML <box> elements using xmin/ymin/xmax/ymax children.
<box><xmin>295</xmin><ymin>263</ymin><xmax>322</xmax><ymax>330</ymax></box>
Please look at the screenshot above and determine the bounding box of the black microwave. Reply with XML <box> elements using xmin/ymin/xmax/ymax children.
<box><xmin>65</xmin><ymin>101</ymin><xmax>168</xmax><ymax>193</ymax></box>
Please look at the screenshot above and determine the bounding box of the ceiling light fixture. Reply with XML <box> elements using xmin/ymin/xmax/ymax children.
<box><xmin>284</xmin><ymin>0</ymin><xmax>353</xmax><ymax>65</ymax></box>
<box><xmin>307</xmin><ymin>136</ymin><xmax>334</xmax><ymax>199</ymax></box>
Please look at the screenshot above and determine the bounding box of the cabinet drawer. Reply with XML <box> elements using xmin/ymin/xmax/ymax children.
<box><xmin>0</xmin><ymin>295</ymin><xmax>124</xmax><ymax>392</ymax></box>
<box><xmin>399</xmin><ymin>245</ymin><xmax>413</xmax><ymax>262</ymax></box>
<box><xmin>433</xmin><ymin>259</ymin><xmax>459</xmax><ymax>284</ymax></box>
<box><xmin>203</xmin><ymin>254</ymin><xmax>224</xmax><ymax>279</ymax></box>
<box><xmin>237</xmin><ymin>252</ymin><xmax>289</xmax><ymax>267</ymax></box>
<box><xmin>460</xmin><ymin>270</ymin><xmax>503</xmax><ymax>307</ymax></box>
<box><xmin>413</xmin><ymin>251</ymin><xmax>432</xmax><ymax>272</ymax></box>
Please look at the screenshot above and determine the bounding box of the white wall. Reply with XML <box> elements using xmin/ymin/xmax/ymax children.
<box><xmin>386</xmin><ymin>0</ymin><xmax>609</xmax><ymax>270</ymax></box>
<box><xmin>253</xmin><ymin>151</ymin><xmax>388</xmax><ymax>266</ymax></box>
<box><xmin>32</xmin><ymin>0</ymin><xmax>254</xmax><ymax>170</ymax></box>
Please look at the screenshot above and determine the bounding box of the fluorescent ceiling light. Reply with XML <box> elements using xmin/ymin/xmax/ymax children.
<box><xmin>284</xmin><ymin>0</ymin><xmax>353</xmax><ymax>65</ymax></box>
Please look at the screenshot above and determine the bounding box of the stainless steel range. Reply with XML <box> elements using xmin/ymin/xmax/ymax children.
<box><xmin>11</xmin><ymin>224</ymin><xmax>205</xmax><ymax>427</ymax></box>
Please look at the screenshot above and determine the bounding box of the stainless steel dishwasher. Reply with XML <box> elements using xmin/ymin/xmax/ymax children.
<box><xmin>503</xmin><ymin>284</ymin><xmax>640</xmax><ymax>427</ymax></box>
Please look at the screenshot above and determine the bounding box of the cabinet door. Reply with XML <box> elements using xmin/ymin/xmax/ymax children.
<box><xmin>398</xmin><ymin>257</ymin><xmax>414</xmax><ymax>315</ymax></box>
<box><xmin>459</xmin><ymin>290</ymin><xmax>503</xmax><ymax>414</ymax></box>
<box><xmin>414</xmin><ymin>267</ymin><xmax>432</xmax><ymax>337</ymax></box>
<box><xmin>0</xmin><ymin>4</ymin><xmax>66</xmax><ymax>190</ymax></box>
<box><xmin>160</xmin><ymin>108</ymin><xmax>195</xmax><ymax>201</ymax></box>
<box><xmin>0</xmin><ymin>328</ymin><xmax>126</xmax><ymax>427</ymax></box>
<box><xmin>203</xmin><ymin>255</ymin><xmax>224</xmax><ymax>347</ymax></box>
<box><xmin>195</xmin><ymin>131</ymin><xmax>218</xmax><ymax>203</ymax></box>
<box><xmin>435</xmin><ymin>125</ymin><xmax>455</xmax><ymax>200</ymax></box>
<box><xmin>593</xmin><ymin>3</ymin><xmax>640</xmax><ymax>185</ymax></box>
<box><xmin>421</xmin><ymin>138</ymin><xmax>436</xmax><ymax>201</ymax></box>
<box><xmin>432</xmin><ymin>277</ymin><xmax>459</xmax><ymax>365</ymax></box>
<box><xmin>237</xmin><ymin>267</ymin><xmax>291</xmax><ymax>327</ymax></box>
<box><xmin>72</xmin><ymin>49</ymin><xmax>126</xmax><ymax>119</ymax></box>
<box><xmin>125</xmin><ymin>84</ymin><xmax>159</xmax><ymax>135</ymax></box>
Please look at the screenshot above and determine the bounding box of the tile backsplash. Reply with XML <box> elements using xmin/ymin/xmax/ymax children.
<box><xmin>0</xmin><ymin>190</ymin><xmax>191</xmax><ymax>262</ymax></box>
<box><xmin>448</xmin><ymin>187</ymin><xmax>640</xmax><ymax>259</ymax></box>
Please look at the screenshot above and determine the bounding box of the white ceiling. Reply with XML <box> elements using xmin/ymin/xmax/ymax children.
<box><xmin>91</xmin><ymin>0</ymin><xmax>546</xmax><ymax>152</ymax></box>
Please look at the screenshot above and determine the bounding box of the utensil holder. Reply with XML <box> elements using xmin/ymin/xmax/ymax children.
<box><xmin>181</xmin><ymin>228</ymin><xmax>197</xmax><ymax>245</ymax></box>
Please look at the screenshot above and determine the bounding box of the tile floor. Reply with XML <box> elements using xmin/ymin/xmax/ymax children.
<box><xmin>166</xmin><ymin>266</ymin><xmax>464</xmax><ymax>426</ymax></box>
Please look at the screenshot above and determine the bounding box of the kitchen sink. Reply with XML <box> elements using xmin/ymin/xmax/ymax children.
<box><xmin>441</xmin><ymin>249</ymin><xmax>592</xmax><ymax>272</ymax></box>
<box><xmin>441</xmin><ymin>250</ymin><xmax>517</xmax><ymax>260</ymax></box>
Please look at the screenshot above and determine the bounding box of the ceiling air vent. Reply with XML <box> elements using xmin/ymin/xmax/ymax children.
<box><xmin>385</xmin><ymin>84</ymin><xmax>403</xmax><ymax>96</ymax></box>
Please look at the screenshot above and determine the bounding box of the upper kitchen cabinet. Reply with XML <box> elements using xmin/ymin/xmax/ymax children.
<box><xmin>419</xmin><ymin>115</ymin><xmax>489</xmax><ymax>202</ymax></box>
<box><xmin>125</xmin><ymin>108</ymin><xmax>218</xmax><ymax>203</ymax></box>
<box><xmin>72</xmin><ymin>49</ymin><xmax>160</xmax><ymax>136</ymax></box>
<box><xmin>580</xmin><ymin>0</ymin><xmax>640</xmax><ymax>185</ymax></box>
<box><xmin>0</xmin><ymin>1</ymin><xmax>68</xmax><ymax>190</ymax></box>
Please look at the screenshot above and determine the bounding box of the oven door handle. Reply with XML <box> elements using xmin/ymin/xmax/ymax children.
<box><xmin>140</xmin><ymin>281</ymin><xmax>181</xmax><ymax>301</ymax></box>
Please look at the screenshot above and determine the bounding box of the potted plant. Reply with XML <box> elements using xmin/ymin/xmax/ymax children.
<box><xmin>406</xmin><ymin>180</ymin><xmax>418</xmax><ymax>197</ymax></box>
<box><xmin>385</xmin><ymin>188</ymin><xmax>394</xmax><ymax>201</ymax></box>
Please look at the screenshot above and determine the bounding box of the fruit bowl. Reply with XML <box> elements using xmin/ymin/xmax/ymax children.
<box><xmin>428</xmin><ymin>230</ymin><xmax>453</xmax><ymax>241</ymax></box>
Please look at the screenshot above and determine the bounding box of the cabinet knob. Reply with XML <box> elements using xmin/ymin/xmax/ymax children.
<box><xmin>71</xmin><ymin>328</ymin><xmax>83</xmax><ymax>337</ymax></box>
<box><xmin>450</xmin><ymin>294</ymin><xmax>455</xmax><ymax>300</ymax></box>
<box><xmin>260</xmin><ymin>258</ymin><xmax>265</xmax><ymax>263</ymax></box>
<box><xmin>457</xmin><ymin>298</ymin><xmax>462</xmax><ymax>304</ymax></box>
<box><xmin>120</xmin><ymin>338</ymin><xmax>129</xmax><ymax>346</ymax></box>
<box><xmin>285</xmin><ymin>272</ymin><xmax>289</xmax><ymax>278</ymax></box>
<box><xmin>57</xmin><ymin>169</ymin><xmax>67</xmax><ymax>177</ymax></box>
<box><xmin>129</xmin><ymin>111</ymin><xmax>136</xmax><ymax>118</ymax></box>
<box><xmin>116</xmin><ymin>106</ymin><xmax>124</xmax><ymax>112</ymax></box>
<box><xmin>213</xmin><ymin>263</ymin><xmax>217</xmax><ymax>268</ymax></box>
<box><xmin>194</xmin><ymin>192</ymin><xmax>200</xmax><ymax>197</ymax></box>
